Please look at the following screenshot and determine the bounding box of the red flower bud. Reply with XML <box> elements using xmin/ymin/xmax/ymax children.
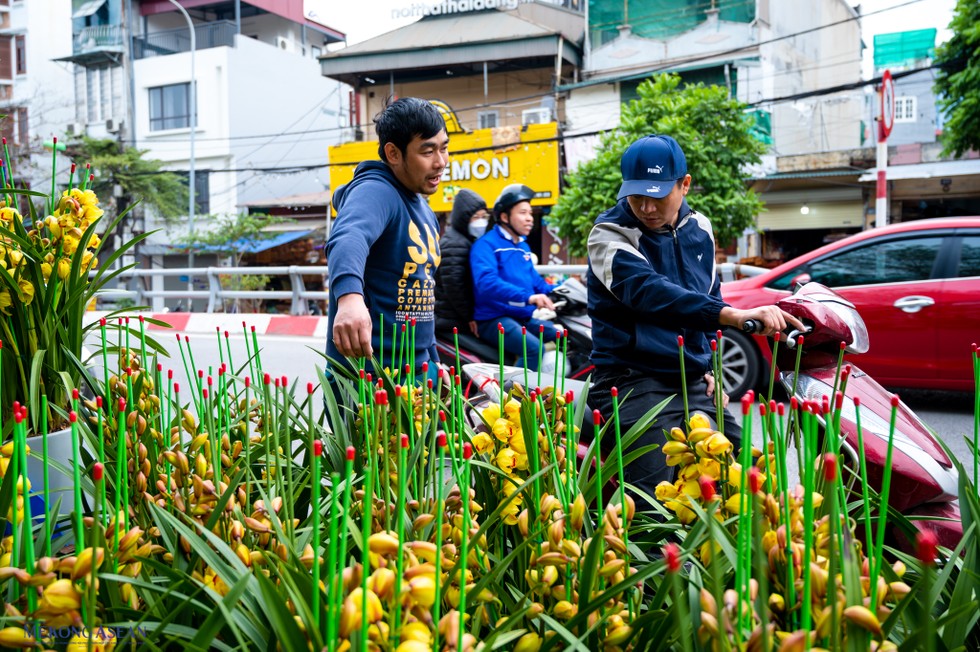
<box><xmin>710</xmin><ymin>339</ymin><xmax>717</xmax><ymax>352</ymax></box>
<box><xmin>307</xmin><ymin>382</ymin><xmax>314</xmax><ymax>394</ymax></box>
<box><xmin>346</xmin><ymin>446</ymin><xmax>355</xmax><ymax>461</ymax></box>
<box><xmin>916</xmin><ymin>529</ymin><xmax>938</xmax><ymax>566</ymax></box>
<box><xmin>437</xmin><ymin>432</ymin><xmax>447</xmax><ymax>448</ymax></box>
<box><xmin>663</xmin><ymin>542</ymin><xmax>682</xmax><ymax>573</ymax></box>
<box><xmin>699</xmin><ymin>475</ymin><xmax>716</xmax><ymax>502</ymax></box>
<box><xmin>93</xmin><ymin>462</ymin><xmax>104</xmax><ymax>481</ymax></box>
<box><xmin>401</xmin><ymin>434</ymin><xmax>409</xmax><ymax>448</ymax></box>
<box><xmin>69</xmin><ymin>411</ymin><xmax>77</xmax><ymax>423</ymax></box>
<box><xmin>463</xmin><ymin>442</ymin><xmax>473</xmax><ymax>459</ymax></box>
<box><xmin>611</xmin><ymin>387</ymin><xmax>618</xmax><ymax>398</ymax></box>
<box><xmin>891</xmin><ymin>394</ymin><xmax>900</xmax><ymax>407</ymax></box>
<box><xmin>823</xmin><ymin>453</ymin><xmax>837</xmax><ymax>482</ymax></box>
<box><xmin>748</xmin><ymin>466</ymin><xmax>764</xmax><ymax>494</ymax></box>
<box><xmin>313</xmin><ymin>440</ymin><xmax>323</xmax><ymax>457</ymax></box>
<box><xmin>677</xmin><ymin>335</ymin><xmax>684</xmax><ymax>347</ymax></box>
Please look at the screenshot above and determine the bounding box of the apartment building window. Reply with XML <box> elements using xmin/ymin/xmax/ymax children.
<box><xmin>149</xmin><ymin>82</ymin><xmax>195</xmax><ymax>131</ymax></box>
<box><xmin>0</xmin><ymin>106</ymin><xmax>27</xmax><ymax>145</ymax></box>
<box><xmin>895</xmin><ymin>96</ymin><xmax>917</xmax><ymax>123</ymax></box>
<box><xmin>0</xmin><ymin>35</ymin><xmax>12</xmax><ymax>79</ymax></box>
<box><xmin>14</xmin><ymin>35</ymin><xmax>25</xmax><ymax>75</ymax></box>
<box><xmin>478</xmin><ymin>110</ymin><xmax>498</xmax><ymax>129</ymax></box>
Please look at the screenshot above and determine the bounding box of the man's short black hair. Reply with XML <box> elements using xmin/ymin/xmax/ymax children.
<box><xmin>374</xmin><ymin>97</ymin><xmax>446</xmax><ymax>163</ymax></box>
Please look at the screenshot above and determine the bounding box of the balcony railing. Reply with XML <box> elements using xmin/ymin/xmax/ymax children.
<box><xmin>73</xmin><ymin>24</ymin><xmax>124</xmax><ymax>55</ymax></box>
<box><xmin>133</xmin><ymin>20</ymin><xmax>236</xmax><ymax>59</ymax></box>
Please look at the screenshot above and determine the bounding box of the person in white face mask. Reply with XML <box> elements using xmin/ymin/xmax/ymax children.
<box><xmin>434</xmin><ymin>188</ymin><xmax>489</xmax><ymax>336</ymax></box>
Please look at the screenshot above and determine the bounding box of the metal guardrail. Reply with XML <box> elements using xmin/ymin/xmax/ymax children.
<box><xmin>96</xmin><ymin>263</ymin><xmax>768</xmax><ymax>315</ymax></box>
<box><xmin>132</xmin><ymin>20</ymin><xmax>236</xmax><ymax>59</ymax></box>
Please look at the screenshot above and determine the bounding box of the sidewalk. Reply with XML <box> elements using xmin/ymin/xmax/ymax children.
<box><xmin>85</xmin><ymin>312</ymin><xmax>330</xmax><ymax>339</ymax></box>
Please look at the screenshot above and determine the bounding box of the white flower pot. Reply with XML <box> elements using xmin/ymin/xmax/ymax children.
<box><xmin>25</xmin><ymin>426</ymin><xmax>88</xmax><ymax>521</ymax></box>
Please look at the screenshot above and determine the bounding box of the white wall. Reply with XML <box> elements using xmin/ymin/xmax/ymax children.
<box><xmin>7</xmin><ymin>0</ymin><xmax>75</xmax><ymax>184</ymax></box>
<box><xmin>133</xmin><ymin>31</ymin><xmax>344</xmax><ymax>245</ymax></box>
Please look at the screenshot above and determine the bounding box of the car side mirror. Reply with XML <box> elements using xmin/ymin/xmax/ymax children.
<box><xmin>790</xmin><ymin>272</ymin><xmax>812</xmax><ymax>291</ymax></box>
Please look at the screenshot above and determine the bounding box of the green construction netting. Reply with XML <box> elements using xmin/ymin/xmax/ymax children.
<box><xmin>590</xmin><ymin>0</ymin><xmax>754</xmax><ymax>47</ymax></box>
<box><xmin>873</xmin><ymin>29</ymin><xmax>936</xmax><ymax>68</ymax></box>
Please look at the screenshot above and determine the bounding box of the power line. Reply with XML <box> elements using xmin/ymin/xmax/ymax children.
<box><xmin>129</xmin><ymin>64</ymin><xmax>933</xmax><ymax>177</ymax></box>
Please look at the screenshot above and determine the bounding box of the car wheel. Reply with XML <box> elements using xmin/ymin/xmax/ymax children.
<box><xmin>719</xmin><ymin>329</ymin><xmax>762</xmax><ymax>401</ymax></box>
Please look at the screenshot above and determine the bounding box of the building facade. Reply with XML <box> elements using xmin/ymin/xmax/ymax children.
<box><xmin>59</xmin><ymin>0</ymin><xmax>348</xmax><ymax>310</ymax></box>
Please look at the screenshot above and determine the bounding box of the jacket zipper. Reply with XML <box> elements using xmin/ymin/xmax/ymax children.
<box><xmin>669</xmin><ymin>224</ymin><xmax>691</xmax><ymax>358</ymax></box>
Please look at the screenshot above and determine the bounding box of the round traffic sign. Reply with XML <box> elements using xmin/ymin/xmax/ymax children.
<box><xmin>880</xmin><ymin>69</ymin><xmax>895</xmax><ymax>140</ymax></box>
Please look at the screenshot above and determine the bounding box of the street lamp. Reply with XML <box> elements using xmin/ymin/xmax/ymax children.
<box><xmin>167</xmin><ymin>0</ymin><xmax>196</xmax><ymax>308</ymax></box>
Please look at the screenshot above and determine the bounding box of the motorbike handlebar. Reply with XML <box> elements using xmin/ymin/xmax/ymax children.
<box><xmin>740</xmin><ymin>320</ymin><xmax>809</xmax><ymax>349</ymax></box>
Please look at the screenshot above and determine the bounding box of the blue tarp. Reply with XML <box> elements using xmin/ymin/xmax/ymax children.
<box><xmin>173</xmin><ymin>230</ymin><xmax>313</xmax><ymax>254</ymax></box>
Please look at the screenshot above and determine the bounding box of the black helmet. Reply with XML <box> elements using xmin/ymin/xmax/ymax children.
<box><xmin>492</xmin><ymin>184</ymin><xmax>535</xmax><ymax>221</ymax></box>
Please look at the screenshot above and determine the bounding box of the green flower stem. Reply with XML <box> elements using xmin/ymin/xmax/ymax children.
<box><xmin>112</xmin><ymin>402</ymin><xmax>126</xmax><ymax>573</ymax></box>
<box><xmin>176</xmin><ymin>335</ymin><xmax>201</xmax><ymax>418</ymax></box>
<box><xmin>854</xmin><ymin>399</ymin><xmax>874</xmax><ymax>558</ymax></box>
<box><xmin>139</xmin><ymin>317</ymin><xmax>148</xmax><ymax>378</ymax></box>
<box><xmin>41</xmin><ymin>395</ymin><xmax>51</xmax><ymax>557</ymax></box>
<box><xmin>337</xmin><ymin>449</ymin><xmax>354</xmax><ymax>621</ymax></box>
<box><xmin>250</xmin><ymin>327</ymin><xmax>263</xmax><ymax>377</ymax></box>
<box><xmin>243</xmin><ymin>379</ymin><xmax>250</xmax><ymax>507</ymax></box>
<box><xmin>765</xmin><ymin>337</ymin><xmax>780</xmax><ymax>405</ymax></box>
<box><xmin>379</xmin><ymin>314</ymin><xmax>384</xmax><ymax>374</ymax></box>
<box><xmin>522</xmin><ymin>326</ymin><xmax>528</xmax><ymax>391</ymax></box>
<box><xmin>677</xmin><ymin>336</ymin><xmax>690</xmax><ymax>429</ymax></box>
<box><xmin>323</xmin><ymin>469</ymin><xmax>337</xmax><ymax>650</ymax></box>
<box><xmin>791</xmin><ymin>336</ymin><xmax>806</xmax><ymax>474</ymax></box>
<box><xmin>17</xmin><ymin>414</ymin><xmax>35</xmax><ymax>611</ymax></box>
<box><xmin>223</xmin><ymin>331</ymin><xmax>235</xmax><ymax>382</ymax></box>
<box><xmin>560</xmin><ymin>329</ymin><xmax>568</xmax><ymax>396</ymax></box>
<box><xmin>536</xmin><ymin>325</ymin><xmax>544</xmax><ymax>388</ymax></box>
<box><xmin>88</xmin><ymin>470</ymin><xmax>102</xmax><ymax>652</ymax></box>
<box><xmin>594</xmin><ymin>408</ymin><xmax>603</xmax><ymax>521</ymax></box>
<box><xmin>609</xmin><ymin>388</ymin><xmax>631</xmax><ymax>616</ymax></box>
<box><xmin>774</xmin><ymin>407</ymin><xmax>796</xmax><ymax>631</ymax></box>
<box><xmin>100</xmin><ymin>321</ymin><xmax>109</xmax><ymax>403</ymax></box>
<box><xmin>826</xmin><ymin>455</ymin><xmax>840</xmax><ymax>652</ymax></box>
<box><xmin>69</xmin><ymin>411</ymin><xmax>84</xmax><ymax>551</ymax></box>
<box><xmin>759</xmin><ymin>404</ymin><xmax>772</xmax><ymax>495</ymax></box>
<box><xmin>358</xmin><ymin>402</ymin><xmax>375</xmax><ymax>652</ymax></box>
<box><xmin>432</xmin><ymin>435</ymin><xmax>446</xmax><ymax>652</ymax></box>
<box><xmin>49</xmin><ymin>139</ymin><xmax>58</xmax><ymax>214</ymax></box>
<box><xmin>736</xmin><ymin>398</ymin><xmax>753</xmax><ymax>643</ymax></box>
<box><xmin>800</xmin><ymin>405</ymin><xmax>816</xmax><ymax>643</ymax></box>
<box><xmin>973</xmin><ymin>347</ymin><xmax>978</xmax><ymax>492</ymax></box>
<box><xmin>870</xmin><ymin>396</ymin><xmax>900</xmax><ymax>613</ymax></box>
<box><xmin>215</xmin><ymin>327</ymin><xmax>225</xmax><ymax>373</ymax></box>
<box><xmin>458</xmin><ymin>444</ymin><xmax>472</xmax><ymax>652</ymax></box>
<box><xmin>242</xmin><ymin>323</ymin><xmax>256</xmax><ymax>382</ymax></box>
<box><xmin>498</xmin><ymin>324</ymin><xmax>505</xmax><ymax>412</ymax></box>
<box><xmin>393</xmin><ymin>435</ymin><xmax>409</xmax><ymax>646</ymax></box>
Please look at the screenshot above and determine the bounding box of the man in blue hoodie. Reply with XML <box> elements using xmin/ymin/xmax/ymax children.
<box><xmin>586</xmin><ymin>135</ymin><xmax>803</xmax><ymax>503</ymax></box>
<box><xmin>326</xmin><ymin>97</ymin><xmax>449</xmax><ymax>379</ymax></box>
<box><xmin>470</xmin><ymin>183</ymin><xmax>559</xmax><ymax>371</ymax></box>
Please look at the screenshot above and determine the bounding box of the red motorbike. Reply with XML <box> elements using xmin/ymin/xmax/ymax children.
<box><xmin>744</xmin><ymin>282</ymin><xmax>961</xmax><ymax>548</ymax></box>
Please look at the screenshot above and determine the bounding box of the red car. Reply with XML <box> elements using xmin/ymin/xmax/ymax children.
<box><xmin>720</xmin><ymin>217</ymin><xmax>980</xmax><ymax>399</ymax></box>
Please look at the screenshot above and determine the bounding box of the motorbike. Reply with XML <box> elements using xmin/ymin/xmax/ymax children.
<box><xmin>743</xmin><ymin>282</ymin><xmax>961</xmax><ymax>548</ymax></box>
<box><xmin>434</xmin><ymin>278</ymin><xmax>594</xmax><ymax>397</ymax></box>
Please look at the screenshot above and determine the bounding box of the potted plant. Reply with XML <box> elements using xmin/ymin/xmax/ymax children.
<box><xmin>0</xmin><ymin>151</ymin><xmax>147</xmax><ymax>513</ymax></box>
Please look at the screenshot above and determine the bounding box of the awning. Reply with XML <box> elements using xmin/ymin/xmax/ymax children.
<box><xmin>858</xmin><ymin>158</ymin><xmax>980</xmax><ymax>182</ymax></box>
<box><xmin>173</xmin><ymin>230</ymin><xmax>315</xmax><ymax>254</ymax></box>
<box><xmin>72</xmin><ymin>0</ymin><xmax>107</xmax><ymax>19</ymax></box>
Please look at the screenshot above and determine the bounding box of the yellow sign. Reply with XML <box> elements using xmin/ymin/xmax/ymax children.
<box><xmin>328</xmin><ymin>122</ymin><xmax>560</xmax><ymax>213</ymax></box>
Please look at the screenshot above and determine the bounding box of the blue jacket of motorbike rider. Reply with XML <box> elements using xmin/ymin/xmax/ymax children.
<box><xmin>587</xmin><ymin>197</ymin><xmax>728</xmax><ymax>379</ymax></box>
<box><xmin>470</xmin><ymin>224</ymin><xmax>555</xmax><ymax>322</ymax></box>
<box><xmin>326</xmin><ymin>160</ymin><xmax>441</xmax><ymax>371</ymax></box>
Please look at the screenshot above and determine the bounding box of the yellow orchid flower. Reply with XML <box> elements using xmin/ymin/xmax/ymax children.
<box><xmin>689</xmin><ymin>413</ymin><xmax>712</xmax><ymax>430</ymax></box>
<box><xmin>654</xmin><ymin>481</ymin><xmax>678</xmax><ymax>502</ymax></box>
<box><xmin>16</xmin><ymin>279</ymin><xmax>34</xmax><ymax>306</ymax></box>
<box><xmin>495</xmin><ymin>447</ymin><xmax>517</xmax><ymax>472</ymax></box>
<box><xmin>471</xmin><ymin>432</ymin><xmax>495</xmax><ymax>455</ymax></box>
<box><xmin>482</xmin><ymin>403</ymin><xmax>501</xmax><ymax>423</ymax></box>
<box><xmin>703</xmin><ymin>432</ymin><xmax>733</xmax><ymax>457</ymax></box>
<box><xmin>492</xmin><ymin>418</ymin><xmax>514</xmax><ymax>442</ymax></box>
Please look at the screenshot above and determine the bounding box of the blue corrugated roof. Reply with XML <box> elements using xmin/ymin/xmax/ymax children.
<box><xmin>174</xmin><ymin>230</ymin><xmax>313</xmax><ymax>254</ymax></box>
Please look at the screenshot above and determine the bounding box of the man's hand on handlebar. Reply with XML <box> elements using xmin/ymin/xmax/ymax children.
<box><xmin>529</xmin><ymin>293</ymin><xmax>555</xmax><ymax>311</ymax></box>
<box><xmin>720</xmin><ymin>305</ymin><xmax>806</xmax><ymax>339</ymax></box>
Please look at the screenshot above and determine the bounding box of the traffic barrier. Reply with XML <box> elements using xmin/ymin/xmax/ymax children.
<box><xmin>85</xmin><ymin>312</ymin><xmax>330</xmax><ymax>339</ymax></box>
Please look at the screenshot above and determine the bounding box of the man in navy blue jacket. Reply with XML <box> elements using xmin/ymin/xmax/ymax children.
<box><xmin>587</xmin><ymin>135</ymin><xmax>803</xmax><ymax>504</ymax></box>
<box><xmin>470</xmin><ymin>184</ymin><xmax>558</xmax><ymax>371</ymax></box>
<box><xmin>326</xmin><ymin>98</ymin><xmax>449</xmax><ymax>380</ymax></box>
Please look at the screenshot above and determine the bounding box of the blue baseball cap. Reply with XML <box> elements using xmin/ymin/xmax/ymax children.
<box><xmin>617</xmin><ymin>135</ymin><xmax>688</xmax><ymax>200</ymax></box>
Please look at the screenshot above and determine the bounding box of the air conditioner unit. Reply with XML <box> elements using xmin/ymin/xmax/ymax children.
<box><xmin>521</xmin><ymin>107</ymin><xmax>552</xmax><ymax>126</ymax></box>
<box><xmin>65</xmin><ymin>122</ymin><xmax>85</xmax><ymax>137</ymax></box>
<box><xmin>276</xmin><ymin>36</ymin><xmax>292</xmax><ymax>52</ymax></box>
<box><xmin>106</xmin><ymin>118</ymin><xmax>122</xmax><ymax>133</ymax></box>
